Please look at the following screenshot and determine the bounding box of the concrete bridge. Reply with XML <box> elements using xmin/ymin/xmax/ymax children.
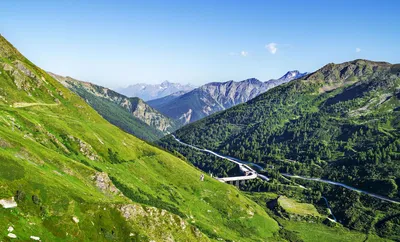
<box><xmin>216</xmin><ymin>172</ymin><xmax>258</xmax><ymax>183</ymax></box>
<box><xmin>172</xmin><ymin>135</ymin><xmax>269</xmax><ymax>185</ymax></box>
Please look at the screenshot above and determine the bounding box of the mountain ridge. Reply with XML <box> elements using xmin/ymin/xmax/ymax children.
<box><xmin>148</xmin><ymin>71</ymin><xmax>307</xmax><ymax>124</ymax></box>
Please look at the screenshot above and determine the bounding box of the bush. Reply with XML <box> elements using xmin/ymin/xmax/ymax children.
<box><xmin>32</xmin><ymin>195</ymin><xmax>41</xmax><ymax>205</ymax></box>
<box><xmin>15</xmin><ymin>190</ymin><xmax>26</xmax><ymax>202</ymax></box>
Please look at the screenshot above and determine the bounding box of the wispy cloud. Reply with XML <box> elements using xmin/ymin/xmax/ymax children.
<box><xmin>265</xmin><ymin>43</ymin><xmax>278</xmax><ymax>54</ymax></box>
<box><xmin>240</xmin><ymin>51</ymin><xmax>248</xmax><ymax>57</ymax></box>
<box><xmin>356</xmin><ymin>47</ymin><xmax>361</xmax><ymax>53</ymax></box>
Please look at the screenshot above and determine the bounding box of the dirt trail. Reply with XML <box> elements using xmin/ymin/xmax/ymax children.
<box><xmin>12</xmin><ymin>102</ymin><xmax>59</xmax><ymax>108</ymax></box>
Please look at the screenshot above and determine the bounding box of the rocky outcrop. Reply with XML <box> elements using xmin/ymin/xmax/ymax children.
<box><xmin>130</xmin><ymin>98</ymin><xmax>175</xmax><ymax>132</ymax></box>
<box><xmin>0</xmin><ymin>197</ymin><xmax>17</xmax><ymax>208</ymax></box>
<box><xmin>92</xmin><ymin>172</ymin><xmax>120</xmax><ymax>195</ymax></box>
<box><xmin>67</xmin><ymin>135</ymin><xmax>99</xmax><ymax>161</ymax></box>
<box><xmin>119</xmin><ymin>204</ymin><xmax>202</xmax><ymax>241</ymax></box>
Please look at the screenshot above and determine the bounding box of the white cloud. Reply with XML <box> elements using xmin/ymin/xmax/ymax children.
<box><xmin>240</xmin><ymin>51</ymin><xmax>248</xmax><ymax>57</ymax></box>
<box><xmin>356</xmin><ymin>48</ymin><xmax>361</xmax><ymax>53</ymax></box>
<box><xmin>265</xmin><ymin>43</ymin><xmax>278</xmax><ymax>54</ymax></box>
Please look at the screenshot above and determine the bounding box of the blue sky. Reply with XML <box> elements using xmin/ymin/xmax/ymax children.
<box><xmin>1</xmin><ymin>0</ymin><xmax>399</xmax><ymax>88</ymax></box>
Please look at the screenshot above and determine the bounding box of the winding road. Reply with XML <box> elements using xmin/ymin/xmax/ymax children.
<box><xmin>281</xmin><ymin>173</ymin><xmax>400</xmax><ymax>204</ymax></box>
<box><xmin>172</xmin><ymin>135</ymin><xmax>268</xmax><ymax>181</ymax></box>
<box><xmin>172</xmin><ymin>135</ymin><xmax>400</xmax><ymax>205</ymax></box>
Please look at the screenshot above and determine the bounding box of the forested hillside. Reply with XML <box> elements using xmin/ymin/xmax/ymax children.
<box><xmin>159</xmin><ymin>60</ymin><xmax>400</xmax><ymax>240</ymax></box>
<box><xmin>172</xmin><ymin>59</ymin><xmax>400</xmax><ymax>199</ymax></box>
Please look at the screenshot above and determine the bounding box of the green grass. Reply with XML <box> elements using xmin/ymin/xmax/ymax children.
<box><xmin>278</xmin><ymin>196</ymin><xmax>321</xmax><ymax>217</ymax></box>
<box><xmin>281</xmin><ymin>220</ymin><xmax>391</xmax><ymax>242</ymax></box>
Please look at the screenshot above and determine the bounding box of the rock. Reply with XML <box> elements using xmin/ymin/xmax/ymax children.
<box><xmin>30</xmin><ymin>236</ymin><xmax>41</xmax><ymax>241</ymax></box>
<box><xmin>72</xmin><ymin>216</ymin><xmax>79</xmax><ymax>223</ymax></box>
<box><xmin>120</xmin><ymin>204</ymin><xmax>146</xmax><ymax>219</ymax></box>
<box><xmin>131</xmin><ymin>98</ymin><xmax>174</xmax><ymax>132</ymax></box>
<box><xmin>8</xmin><ymin>233</ymin><xmax>17</xmax><ymax>238</ymax></box>
<box><xmin>8</xmin><ymin>226</ymin><xmax>14</xmax><ymax>232</ymax></box>
<box><xmin>180</xmin><ymin>220</ymin><xmax>186</xmax><ymax>230</ymax></box>
<box><xmin>0</xmin><ymin>197</ymin><xmax>17</xmax><ymax>208</ymax></box>
<box><xmin>92</xmin><ymin>172</ymin><xmax>120</xmax><ymax>195</ymax></box>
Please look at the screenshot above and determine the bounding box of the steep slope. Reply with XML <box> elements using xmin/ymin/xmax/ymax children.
<box><xmin>116</xmin><ymin>80</ymin><xmax>195</xmax><ymax>101</ymax></box>
<box><xmin>49</xmin><ymin>73</ymin><xmax>178</xmax><ymax>141</ymax></box>
<box><xmin>148</xmin><ymin>71</ymin><xmax>306</xmax><ymax>125</ymax></box>
<box><xmin>0</xmin><ymin>35</ymin><xmax>280</xmax><ymax>241</ymax></box>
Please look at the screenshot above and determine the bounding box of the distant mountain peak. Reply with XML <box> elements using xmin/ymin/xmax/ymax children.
<box><xmin>161</xmin><ymin>80</ymin><xmax>171</xmax><ymax>86</ymax></box>
<box><xmin>278</xmin><ymin>70</ymin><xmax>307</xmax><ymax>81</ymax></box>
<box><xmin>116</xmin><ymin>81</ymin><xmax>196</xmax><ymax>101</ymax></box>
<box><xmin>265</xmin><ymin>70</ymin><xmax>307</xmax><ymax>85</ymax></box>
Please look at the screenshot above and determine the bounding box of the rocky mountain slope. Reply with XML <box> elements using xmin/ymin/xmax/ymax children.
<box><xmin>0</xmin><ymin>34</ymin><xmax>281</xmax><ymax>241</ymax></box>
<box><xmin>148</xmin><ymin>71</ymin><xmax>306</xmax><ymax>124</ymax></box>
<box><xmin>49</xmin><ymin>73</ymin><xmax>178</xmax><ymax>141</ymax></box>
<box><xmin>161</xmin><ymin>59</ymin><xmax>400</xmax><ymax>239</ymax></box>
<box><xmin>115</xmin><ymin>80</ymin><xmax>195</xmax><ymax>101</ymax></box>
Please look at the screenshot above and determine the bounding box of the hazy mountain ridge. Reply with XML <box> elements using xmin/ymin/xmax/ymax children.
<box><xmin>115</xmin><ymin>80</ymin><xmax>195</xmax><ymax>101</ymax></box>
<box><xmin>149</xmin><ymin>71</ymin><xmax>307</xmax><ymax>124</ymax></box>
<box><xmin>49</xmin><ymin>73</ymin><xmax>178</xmax><ymax>140</ymax></box>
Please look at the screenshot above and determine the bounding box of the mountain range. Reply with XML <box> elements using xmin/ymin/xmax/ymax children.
<box><xmin>115</xmin><ymin>81</ymin><xmax>195</xmax><ymax>101</ymax></box>
<box><xmin>49</xmin><ymin>73</ymin><xmax>178</xmax><ymax>141</ymax></box>
<box><xmin>148</xmin><ymin>71</ymin><xmax>307</xmax><ymax>124</ymax></box>
<box><xmin>161</xmin><ymin>59</ymin><xmax>400</xmax><ymax>240</ymax></box>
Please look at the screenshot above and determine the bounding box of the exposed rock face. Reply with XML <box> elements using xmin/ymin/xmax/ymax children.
<box><xmin>130</xmin><ymin>98</ymin><xmax>174</xmax><ymax>132</ymax></box>
<box><xmin>72</xmin><ymin>216</ymin><xmax>79</xmax><ymax>223</ymax></box>
<box><xmin>67</xmin><ymin>135</ymin><xmax>99</xmax><ymax>161</ymax></box>
<box><xmin>92</xmin><ymin>172</ymin><xmax>120</xmax><ymax>195</ymax></box>
<box><xmin>148</xmin><ymin>71</ymin><xmax>307</xmax><ymax>124</ymax></box>
<box><xmin>115</xmin><ymin>80</ymin><xmax>195</xmax><ymax>101</ymax></box>
<box><xmin>0</xmin><ymin>197</ymin><xmax>17</xmax><ymax>208</ymax></box>
<box><xmin>2</xmin><ymin>60</ymin><xmax>47</xmax><ymax>94</ymax></box>
<box><xmin>49</xmin><ymin>73</ymin><xmax>177</xmax><ymax>134</ymax></box>
<box><xmin>119</xmin><ymin>204</ymin><xmax>201</xmax><ymax>241</ymax></box>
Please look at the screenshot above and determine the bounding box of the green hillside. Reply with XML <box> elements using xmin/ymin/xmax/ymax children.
<box><xmin>160</xmin><ymin>60</ymin><xmax>400</xmax><ymax>240</ymax></box>
<box><xmin>49</xmin><ymin>73</ymin><xmax>178</xmax><ymax>141</ymax></box>
<box><xmin>171</xmin><ymin>60</ymin><xmax>400</xmax><ymax>198</ymax></box>
<box><xmin>0</xmin><ymin>34</ymin><xmax>283</xmax><ymax>241</ymax></box>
